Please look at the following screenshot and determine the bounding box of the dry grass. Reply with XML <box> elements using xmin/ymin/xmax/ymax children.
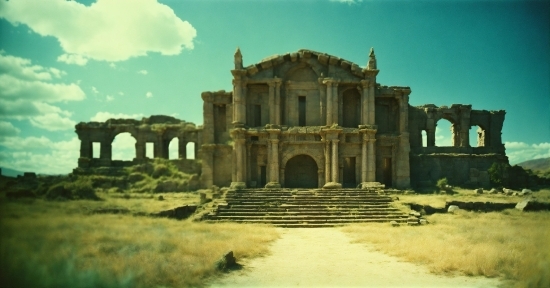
<box><xmin>0</xmin><ymin>195</ymin><xmax>279</xmax><ymax>288</ymax></box>
<box><xmin>342</xmin><ymin>209</ymin><xmax>550</xmax><ymax>288</ymax></box>
<box><xmin>396</xmin><ymin>188</ymin><xmax>550</xmax><ymax>207</ymax></box>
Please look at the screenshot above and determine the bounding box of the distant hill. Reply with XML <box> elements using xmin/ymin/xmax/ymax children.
<box><xmin>516</xmin><ymin>157</ymin><xmax>550</xmax><ymax>172</ymax></box>
<box><xmin>0</xmin><ymin>167</ymin><xmax>25</xmax><ymax>177</ymax></box>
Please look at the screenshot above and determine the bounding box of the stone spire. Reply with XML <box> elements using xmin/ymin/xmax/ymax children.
<box><xmin>367</xmin><ymin>47</ymin><xmax>377</xmax><ymax>70</ymax></box>
<box><xmin>234</xmin><ymin>47</ymin><xmax>243</xmax><ymax>69</ymax></box>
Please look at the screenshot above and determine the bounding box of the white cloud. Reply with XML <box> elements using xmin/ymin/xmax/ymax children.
<box><xmin>0</xmin><ymin>121</ymin><xmax>20</xmax><ymax>137</ymax></box>
<box><xmin>90</xmin><ymin>112</ymin><xmax>144</xmax><ymax>122</ymax></box>
<box><xmin>0</xmin><ymin>52</ymin><xmax>84</xmax><ymax>131</ymax></box>
<box><xmin>330</xmin><ymin>0</ymin><xmax>363</xmax><ymax>4</ymax></box>
<box><xmin>109</xmin><ymin>63</ymin><xmax>116</xmax><ymax>69</ymax></box>
<box><xmin>505</xmin><ymin>141</ymin><xmax>550</xmax><ymax>165</ymax></box>
<box><xmin>0</xmin><ymin>51</ymin><xmax>65</xmax><ymax>81</ymax></box>
<box><xmin>138</xmin><ymin>70</ymin><xmax>148</xmax><ymax>75</ymax></box>
<box><xmin>0</xmin><ymin>136</ymin><xmax>80</xmax><ymax>174</ymax></box>
<box><xmin>118</xmin><ymin>92</ymin><xmax>124</xmax><ymax>96</ymax></box>
<box><xmin>0</xmin><ymin>0</ymin><xmax>197</xmax><ymax>64</ymax></box>
<box><xmin>146</xmin><ymin>91</ymin><xmax>153</xmax><ymax>98</ymax></box>
<box><xmin>57</xmin><ymin>53</ymin><xmax>88</xmax><ymax>66</ymax></box>
<box><xmin>106</xmin><ymin>95</ymin><xmax>114</xmax><ymax>102</ymax></box>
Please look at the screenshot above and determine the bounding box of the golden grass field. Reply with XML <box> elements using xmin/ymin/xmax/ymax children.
<box><xmin>0</xmin><ymin>192</ymin><xmax>279</xmax><ymax>288</ymax></box>
<box><xmin>1</xmin><ymin>187</ymin><xmax>549</xmax><ymax>287</ymax></box>
<box><xmin>343</xmin><ymin>195</ymin><xmax>550</xmax><ymax>288</ymax></box>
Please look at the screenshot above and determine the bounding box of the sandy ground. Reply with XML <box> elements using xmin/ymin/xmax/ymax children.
<box><xmin>208</xmin><ymin>228</ymin><xmax>503</xmax><ymax>288</ymax></box>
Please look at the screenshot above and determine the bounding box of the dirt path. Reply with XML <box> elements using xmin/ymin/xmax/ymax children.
<box><xmin>208</xmin><ymin>228</ymin><xmax>502</xmax><ymax>288</ymax></box>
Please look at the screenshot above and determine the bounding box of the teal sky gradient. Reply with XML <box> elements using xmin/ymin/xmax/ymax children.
<box><xmin>0</xmin><ymin>0</ymin><xmax>548</xmax><ymax>174</ymax></box>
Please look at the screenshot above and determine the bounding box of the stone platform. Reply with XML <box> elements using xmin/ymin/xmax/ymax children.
<box><xmin>204</xmin><ymin>188</ymin><xmax>408</xmax><ymax>228</ymax></box>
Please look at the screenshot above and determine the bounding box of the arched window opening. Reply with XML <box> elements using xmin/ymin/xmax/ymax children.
<box><xmin>421</xmin><ymin>130</ymin><xmax>427</xmax><ymax>147</ymax></box>
<box><xmin>112</xmin><ymin>132</ymin><xmax>136</xmax><ymax>161</ymax></box>
<box><xmin>146</xmin><ymin>142</ymin><xmax>154</xmax><ymax>159</ymax></box>
<box><xmin>168</xmin><ymin>137</ymin><xmax>179</xmax><ymax>159</ymax></box>
<box><xmin>470</xmin><ymin>126</ymin><xmax>486</xmax><ymax>147</ymax></box>
<box><xmin>186</xmin><ymin>142</ymin><xmax>195</xmax><ymax>159</ymax></box>
<box><xmin>93</xmin><ymin>142</ymin><xmax>100</xmax><ymax>158</ymax></box>
<box><xmin>435</xmin><ymin>119</ymin><xmax>453</xmax><ymax>147</ymax></box>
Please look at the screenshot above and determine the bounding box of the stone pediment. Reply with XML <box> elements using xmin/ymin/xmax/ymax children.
<box><xmin>243</xmin><ymin>49</ymin><xmax>369</xmax><ymax>81</ymax></box>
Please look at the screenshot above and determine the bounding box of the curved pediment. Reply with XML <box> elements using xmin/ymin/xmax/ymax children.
<box><xmin>242</xmin><ymin>49</ymin><xmax>370</xmax><ymax>81</ymax></box>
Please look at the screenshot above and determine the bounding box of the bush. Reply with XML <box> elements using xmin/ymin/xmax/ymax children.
<box><xmin>151</xmin><ymin>164</ymin><xmax>171</xmax><ymax>179</ymax></box>
<box><xmin>45</xmin><ymin>178</ymin><xmax>98</xmax><ymax>200</ymax></box>
<box><xmin>436</xmin><ymin>178</ymin><xmax>448</xmax><ymax>189</ymax></box>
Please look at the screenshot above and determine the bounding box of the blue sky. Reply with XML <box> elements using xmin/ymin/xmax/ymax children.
<box><xmin>0</xmin><ymin>0</ymin><xmax>549</xmax><ymax>174</ymax></box>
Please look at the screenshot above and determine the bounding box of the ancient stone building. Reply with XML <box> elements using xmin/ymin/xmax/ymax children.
<box><xmin>75</xmin><ymin>115</ymin><xmax>201</xmax><ymax>173</ymax></box>
<box><xmin>200</xmin><ymin>48</ymin><xmax>507</xmax><ymax>189</ymax></box>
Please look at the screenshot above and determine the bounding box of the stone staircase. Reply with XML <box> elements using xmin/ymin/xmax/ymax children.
<box><xmin>204</xmin><ymin>188</ymin><xmax>409</xmax><ymax>228</ymax></box>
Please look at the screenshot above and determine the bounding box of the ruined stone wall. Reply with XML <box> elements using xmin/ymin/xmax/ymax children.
<box><xmin>410</xmin><ymin>153</ymin><xmax>508</xmax><ymax>187</ymax></box>
<box><xmin>75</xmin><ymin>115</ymin><xmax>201</xmax><ymax>175</ymax></box>
<box><xmin>408</xmin><ymin>105</ymin><xmax>507</xmax><ymax>187</ymax></box>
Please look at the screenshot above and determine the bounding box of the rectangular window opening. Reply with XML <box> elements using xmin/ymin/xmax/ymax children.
<box><xmin>254</xmin><ymin>104</ymin><xmax>262</xmax><ymax>127</ymax></box>
<box><xmin>298</xmin><ymin>96</ymin><xmax>306</xmax><ymax>126</ymax></box>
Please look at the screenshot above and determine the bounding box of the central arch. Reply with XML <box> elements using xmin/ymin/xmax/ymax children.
<box><xmin>284</xmin><ymin>154</ymin><xmax>318</xmax><ymax>188</ymax></box>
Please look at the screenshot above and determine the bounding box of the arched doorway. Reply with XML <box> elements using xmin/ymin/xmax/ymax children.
<box><xmin>285</xmin><ymin>155</ymin><xmax>318</xmax><ymax>188</ymax></box>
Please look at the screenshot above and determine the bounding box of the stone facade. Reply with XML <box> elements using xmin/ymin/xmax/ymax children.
<box><xmin>201</xmin><ymin>48</ymin><xmax>508</xmax><ymax>189</ymax></box>
<box><xmin>75</xmin><ymin>115</ymin><xmax>201</xmax><ymax>171</ymax></box>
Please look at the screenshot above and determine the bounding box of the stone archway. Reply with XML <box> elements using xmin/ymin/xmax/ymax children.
<box><xmin>285</xmin><ymin>154</ymin><xmax>318</xmax><ymax>188</ymax></box>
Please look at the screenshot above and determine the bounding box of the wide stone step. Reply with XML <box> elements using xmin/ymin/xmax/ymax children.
<box><xmin>216</xmin><ymin>210</ymin><xmax>405</xmax><ymax>216</ymax></box>
<box><xmin>226</xmin><ymin>196</ymin><xmax>387</xmax><ymax>201</ymax></box>
<box><xmin>218</xmin><ymin>207</ymin><xmax>401</xmax><ymax>213</ymax></box>
<box><xmin>210</xmin><ymin>215</ymin><xmax>408</xmax><ymax>221</ymax></box>
<box><xmin>226</xmin><ymin>204</ymin><xmax>391</xmax><ymax>209</ymax></box>
<box><xmin>206</xmin><ymin>218</ymin><xmax>408</xmax><ymax>225</ymax></box>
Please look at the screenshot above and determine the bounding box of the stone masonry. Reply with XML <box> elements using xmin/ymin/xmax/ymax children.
<box><xmin>201</xmin><ymin>48</ymin><xmax>508</xmax><ymax>189</ymax></box>
<box><xmin>75</xmin><ymin>48</ymin><xmax>508</xmax><ymax>189</ymax></box>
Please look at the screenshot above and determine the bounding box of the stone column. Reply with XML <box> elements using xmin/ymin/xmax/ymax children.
<box><xmin>332</xmin><ymin>82</ymin><xmax>339</xmax><ymax>125</ymax></box>
<box><xmin>230</xmin><ymin>129</ymin><xmax>247</xmax><ymax>189</ymax></box>
<box><xmin>360</xmin><ymin>80</ymin><xmax>369</xmax><ymax>124</ymax></box>
<box><xmin>201</xmin><ymin>144</ymin><xmax>215</xmax><ymax>188</ymax></box>
<box><xmin>275</xmin><ymin>78</ymin><xmax>281</xmax><ymax>125</ymax></box>
<box><xmin>266</xmin><ymin>138</ymin><xmax>281</xmax><ymax>188</ymax></box>
<box><xmin>202</xmin><ymin>93</ymin><xmax>215</xmax><ymax>144</ymax></box>
<box><xmin>268</xmin><ymin>81</ymin><xmax>276</xmax><ymax>124</ymax></box>
<box><xmin>399</xmin><ymin>93</ymin><xmax>409</xmax><ymax>133</ymax></box>
<box><xmin>136</xmin><ymin>141</ymin><xmax>146</xmax><ymax>159</ymax></box>
<box><xmin>324</xmin><ymin>139</ymin><xmax>331</xmax><ymax>185</ymax></box>
<box><xmin>367</xmin><ymin>138</ymin><xmax>376</xmax><ymax>182</ymax></box>
<box><xmin>361</xmin><ymin>134</ymin><xmax>368</xmax><ymax>183</ymax></box>
<box><xmin>427</xmin><ymin>128</ymin><xmax>436</xmax><ymax>147</ymax></box>
<box><xmin>246</xmin><ymin>142</ymin><xmax>252</xmax><ymax>185</ymax></box>
<box><xmin>332</xmin><ymin>139</ymin><xmax>339</xmax><ymax>183</ymax></box>
<box><xmin>80</xmin><ymin>140</ymin><xmax>92</xmax><ymax>158</ymax></box>
<box><xmin>325</xmin><ymin>81</ymin><xmax>333</xmax><ymax>125</ymax></box>
<box><xmin>395</xmin><ymin>133</ymin><xmax>411</xmax><ymax>189</ymax></box>
<box><xmin>231</xmin><ymin>70</ymin><xmax>246</xmax><ymax>125</ymax></box>
<box><xmin>368</xmin><ymin>81</ymin><xmax>375</xmax><ymax>125</ymax></box>
<box><xmin>100</xmin><ymin>140</ymin><xmax>111</xmax><ymax>160</ymax></box>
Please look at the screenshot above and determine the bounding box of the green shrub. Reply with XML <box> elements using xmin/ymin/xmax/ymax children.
<box><xmin>151</xmin><ymin>164</ymin><xmax>170</xmax><ymax>178</ymax></box>
<box><xmin>436</xmin><ymin>178</ymin><xmax>448</xmax><ymax>189</ymax></box>
<box><xmin>45</xmin><ymin>178</ymin><xmax>98</xmax><ymax>200</ymax></box>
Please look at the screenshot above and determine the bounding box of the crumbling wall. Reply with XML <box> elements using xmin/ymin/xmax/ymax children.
<box><xmin>410</xmin><ymin>153</ymin><xmax>508</xmax><ymax>187</ymax></box>
<box><xmin>75</xmin><ymin>115</ymin><xmax>201</xmax><ymax>175</ymax></box>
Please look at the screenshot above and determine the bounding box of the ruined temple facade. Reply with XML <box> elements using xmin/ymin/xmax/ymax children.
<box><xmin>201</xmin><ymin>48</ymin><xmax>507</xmax><ymax>189</ymax></box>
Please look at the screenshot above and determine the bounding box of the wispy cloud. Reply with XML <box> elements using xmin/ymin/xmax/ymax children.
<box><xmin>505</xmin><ymin>141</ymin><xmax>550</xmax><ymax>164</ymax></box>
<box><xmin>0</xmin><ymin>136</ymin><xmax>80</xmax><ymax>174</ymax></box>
<box><xmin>138</xmin><ymin>70</ymin><xmax>148</xmax><ymax>75</ymax></box>
<box><xmin>0</xmin><ymin>52</ymin><xmax>84</xmax><ymax>131</ymax></box>
<box><xmin>0</xmin><ymin>0</ymin><xmax>197</xmax><ymax>64</ymax></box>
<box><xmin>146</xmin><ymin>91</ymin><xmax>153</xmax><ymax>98</ymax></box>
<box><xmin>330</xmin><ymin>0</ymin><xmax>363</xmax><ymax>5</ymax></box>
